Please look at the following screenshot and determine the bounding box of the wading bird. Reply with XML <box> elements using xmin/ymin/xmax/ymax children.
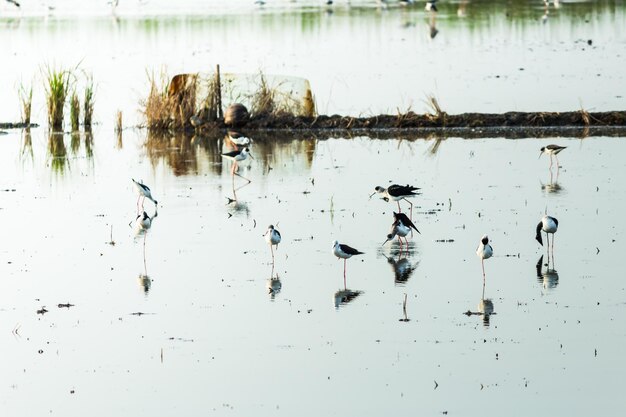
<box><xmin>535</xmin><ymin>215</ymin><xmax>559</xmax><ymax>250</ymax></box>
<box><xmin>332</xmin><ymin>240</ymin><xmax>364</xmax><ymax>281</ymax></box>
<box><xmin>393</xmin><ymin>211</ymin><xmax>420</xmax><ymax>236</ymax></box>
<box><xmin>476</xmin><ymin>235</ymin><xmax>493</xmax><ymax>281</ymax></box>
<box><xmin>371</xmin><ymin>183</ymin><xmax>420</xmax><ymax>219</ymax></box>
<box><xmin>264</xmin><ymin>225</ymin><xmax>282</xmax><ymax>262</ymax></box>
<box><xmin>132</xmin><ymin>179</ymin><xmax>158</xmax><ymax>211</ymax></box>
<box><xmin>222</xmin><ymin>147</ymin><xmax>253</xmax><ymax>181</ymax></box>
<box><xmin>382</xmin><ymin>218</ymin><xmax>411</xmax><ymax>250</ymax></box>
<box><xmin>539</xmin><ymin>144</ymin><xmax>567</xmax><ymax>168</ymax></box>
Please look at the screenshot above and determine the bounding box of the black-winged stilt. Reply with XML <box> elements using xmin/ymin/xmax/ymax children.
<box><xmin>393</xmin><ymin>211</ymin><xmax>421</xmax><ymax>237</ymax></box>
<box><xmin>132</xmin><ymin>179</ymin><xmax>158</xmax><ymax>211</ymax></box>
<box><xmin>332</xmin><ymin>240</ymin><xmax>364</xmax><ymax>283</ymax></box>
<box><xmin>536</xmin><ymin>215</ymin><xmax>558</xmax><ymax>248</ymax></box>
<box><xmin>382</xmin><ymin>218</ymin><xmax>411</xmax><ymax>250</ymax></box>
<box><xmin>540</xmin><ymin>145</ymin><xmax>566</xmax><ymax>168</ymax></box>
<box><xmin>476</xmin><ymin>235</ymin><xmax>493</xmax><ymax>281</ymax></box>
<box><xmin>264</xmin><ymin>225</ymin><xmax>282</xmax><ymax>262</ymax></box>
<box><xmin>222</xmin><ymin>147</ymin><xmax>253</xmax><ymax>182</ymax></box>
<box><xmin>371</xmin><ymin>183</ymin><xmax>420</xmax><ymax>219</ymax></box>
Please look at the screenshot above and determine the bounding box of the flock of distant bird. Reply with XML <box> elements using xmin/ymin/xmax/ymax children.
<box><xmin>131</xmin><ymin>142</ymin><xmax>565</xmax><ymax>286</ymax></box>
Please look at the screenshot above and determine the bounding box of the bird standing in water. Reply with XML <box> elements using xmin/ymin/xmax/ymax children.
<box><xmin>132</xmin><ymin>179</ymin><xmax>158</xmax><ymax>212</ymax></box>
<box><xmin>536</xmin><ymin>215</ymin><xmax>559</xmax><ymax>262</ymax></box>
<box><xmin>332</xmin><ymin>240</ymin><xmax>364</xmax><ymax>286</ymax></box>
<box><xmin>539</xmin><ymin>145</ymin><xmax>567</xmax><ymax>168</ymax></box>
<box><xmin>264</xmin><ymin>225</ymin><xmax>282</xmax><ymax>263</ymax></box>
<box><xmin>476</xmin><ymin>235</ymin><xmax>493</xmax><ymax>281</ymax></box>
<box><xmin>371</xmin><ymin>184</ymin><xmax>420</xmax><ymax>220</ymax></box>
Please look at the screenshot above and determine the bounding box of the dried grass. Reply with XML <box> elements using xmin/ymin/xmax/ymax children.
<box><xmin>18</xmin><ymin>83</ymin><xmax>33</xmax><ymax>125</ymax></box>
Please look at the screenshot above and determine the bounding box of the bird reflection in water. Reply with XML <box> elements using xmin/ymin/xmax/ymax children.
<box><xmin>535</xmin><ymin>254</ymin><xmax>559</xmax><ymax>292</ymax></box>
<box><xmin>334</xmin><ymin>288</ymin><xmax>362</xmax><ymax>309</ymax></box>
<box><xmin>382</xmin><ymin>252</ymin><xmax>419</xmax><ymax>285</ymax></box>
<box><xmin>426</xmin><ymin>1</ymin><xmax>439</xmax><ymax>39</ymax></box>
<box><xmin>131</xmin><ymin>208</ymin><xmax>158</xmax><ymax>295</ymax></box>
<box><xmin>541</xmin><ymin>166</ymin><xmax>563</xmax><ymax>194</ymax></box>
<box><xmin>266</xmin><ymin>264</ymin><xmax>282</xmax><ymax>300</ymax></box>
<box><xmin>465</xmin><ymin>280</ymin><xmax>495</xmax><ymax>328</ymax></box>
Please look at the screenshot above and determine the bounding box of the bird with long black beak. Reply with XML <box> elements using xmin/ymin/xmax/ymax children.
<box><xmin>539</xmin><ymin>144</ymin><xmax>567</xmax><ymax>168</ymax></box>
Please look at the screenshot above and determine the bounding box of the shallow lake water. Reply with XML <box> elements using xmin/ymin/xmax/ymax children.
<box><xmin>1</xmin><ymin>0</ymin><xmax>625</xmax><ymax>125</ymax></box>
<box><xmin>2</xmin><ymin>1</ymin><xmax>626</xmax><ymax>416</ymax></box>
<box><xmin>1</xmin><ymin>127</ymin><xmax>625</xmax><ymax>416</ymax></box>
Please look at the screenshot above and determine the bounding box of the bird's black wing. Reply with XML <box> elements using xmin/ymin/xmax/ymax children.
<box><xmin>339</xmin><ymin>244</ymin><xmax>364</xmax><ymax>255</ymax></box>
<box><xmin>221</xmin><ymin>150</ymin><xmax>241</xmax><ymax>158</ymax></box>
<box><xmin>393</xmin><ymin>212</ymin><xmax>420</xmax><ymax>233</ymax></box>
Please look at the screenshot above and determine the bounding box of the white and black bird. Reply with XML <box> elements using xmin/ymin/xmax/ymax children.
<box><xmin>371</xmin><ymin>183</ymin><xmax>420</xmax><ymax>219</ymax></box>
<box><xmin>132</xmin><ymin>179</ymin><xmax>158</xmax><ymax>211</ymax></box>
<box><xmin>222</xmin><ymin>146</ymin><xmax>252</xmax><ymax>164</ymax></box>
<box><xmin>393</xmin><ymin>211</ymin><xmax>421</xmax><ymax>235</ymax></box>
<box><xmin>332</xmin><ymin>240</ymin><xmax>364</xmax><ymax>280</ymax></box>
<box><xmin>540</xmin><ymin>144</ymin><xmax>567</xmax><ymax>168</ymax></box>
<box><xmin>135</xmin><ymin>211</ymin><xmax>153</xmax><ymax>230</ymax></box>
<box><xmin>476</xmin><ymin>235</ymin><xmax>493</xmax><ymax>280</ymax></box>
<box><xmin>382</xmin><ymin>218</ymin><xmax>411</xmax><ymax>249</ymax></box>
<box><xmin>535</xmin><ymin>215</ymin><xmax>559</xmax><ymax>247</ymax></box>
<box><xmin>264</xmin><ymin>225</ymin><xmax>282</xmax><ymax>262</ymax></box>
<box><xmin>226</xmin><ymin>130</ymin><xmax>252</xmax><ymax>146</ymax></box>
<box><xmin>425</xmin><ymin>0</ymin><xmax>437</xmax><ymax>12</ymax></box>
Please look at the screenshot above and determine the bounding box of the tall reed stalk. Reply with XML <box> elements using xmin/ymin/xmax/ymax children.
<box><xmin>70</xmin><ymin>91</ymin><xmax>80</xmax><ymax>132</ymax></box>
<box><xmin>83</xmin><ymin>76</ymin><xmax>95</xmax><ymax>129</ymax></box>
<box><xmin>18</xmin><ymin>83</ymin><xmax>33</xmax><ymax>125</ymax></box>
<box><xmin>44</xmin><ymin>67</ymin><xmax>72</xmax><ymax>131</ymax></box>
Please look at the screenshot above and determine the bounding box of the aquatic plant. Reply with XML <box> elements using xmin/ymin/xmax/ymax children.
<box><xmin>83</xmin><ymin>76</ymin><xmax>95</xmax><ymax>129</ymax></box>
<box><xmin>18</xmin><ymin>82</ymin><xmax>33</xmax><ymax>125</ymax></box>
<box><xmin>44</xmin><ymin>66</ymin><xmax>72</xmax><ymax>131</ymax></box>
<box><xmin>70</xmin><ymin>91</ymin><xmax>80</xmax><ymax>132</ymax></box>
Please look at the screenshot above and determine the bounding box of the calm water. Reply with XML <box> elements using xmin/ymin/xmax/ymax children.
<box><xmin>1</xmin><ymin>0</ymin><xmax>625</xmax><ymax>126</ymax></box>
<box><xmin>2</xmin><ymin>1</ymin><xmax>626</xmax><ymax>416</ymax></box>
<box><xmin>0</xmin><ymin>127</ymin><xmax>625</xmax><ymax>416</ymax></box>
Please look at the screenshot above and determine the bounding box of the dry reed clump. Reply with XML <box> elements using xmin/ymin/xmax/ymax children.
<box><xmin>424</xmin><ymin>94</ymin><xmax>446</xmax><ymax>124</ymax></box>
<box><xmin>249</xmin><ymin>72</ymin><xmax>307</xmax><ymax>118</ymax></box>
<box><xmin>115</xmin><ymin>110</ymin><xmax>123</xmax><ymax>133</ymax></box>
<box><xmin>70</xmin><ymin>91</ymin><xmax>80</xmax><ymax>132</ymax></box>
<box><xmin>44</xmin><ymin>66</ymin><xmax>73</xmax><ymax>131</ymax></box>
<box><xmin>83</xmin><ymin>76</ymin><xmax>95</xmax><ymax>129</ymax></box>
<box><xmin>18</xmin><ymin>83</ymin><xmax>33</xmax><ymax>125</ymax></box>
<box><xmin>142</xmin><ymin>72</ymin><xmax>171</xmax><ymax>130</ymax></box>
<box><xmin>201</xmin><ymin>69</ymin><xmax>222</xmax><ymax>122</ymax></box>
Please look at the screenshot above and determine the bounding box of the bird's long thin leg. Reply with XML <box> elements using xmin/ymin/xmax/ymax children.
<box><xmin>397</xmin><ymin>201</ymin><xmax>401</xmax><ymax>212</ymax></box>
<box><xmin>270</xmin><ymin>244</ymin><xmax>275</xmax><ymax>262</ymax></box>
<box><xmin>555</xmin><ymin>154</ymin><xmax>560</xmax><ymax>168</ymax></box>
<box><xmin>549</xmin><ymin>155</ymin><xmax>553</xmax><ymax>168</ymax></box>
<box><xmin>234</xmin><ymin>171</ymin><xmax>252</xmax><ymax>185</ymax></box>
<box><xmin>481</xmin><ymin>259</ymin><xmax>486</xmax><ymax>279</ymax></box>
<box><xmin>403</xmin><ymin>198</ymin><xmax>414</xmax><ymax>221</ymax></box>
<box><xmin>343</xmin><ymin>259</ymin><xmax>347</xmax><ymax>289</ymax></box>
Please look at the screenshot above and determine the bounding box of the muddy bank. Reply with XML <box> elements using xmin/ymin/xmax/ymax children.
<box><xmin>192</xmin><ymin>109</ymin><xmax>626</xmax><ymax>138</ymax></box>
<box><xmin>3</xmin><ymin>110</ymin><xmax>626</xmax><ymax>139</ymax></box>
